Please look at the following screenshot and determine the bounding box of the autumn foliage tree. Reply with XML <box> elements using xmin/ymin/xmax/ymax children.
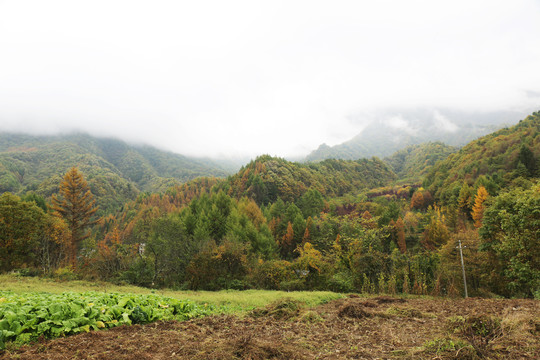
<box><xmin>52</xmin><ymin>167</ymin><xmax>99</xmax><ymax>266</ymax></box>
<box><xmin>471</xmin><ymin>186</ymin><xmax>489</xmax><ymax>228</ymax></box>
<box><xmin>421</xmin><ymin>208</ymin><xmax>450</xmax><ymax>250</ymax></box>
<box><xmin>410</xmin><ymin>190</ymin><xmax>425</xmax><ymax>210</ymax></box>
<box><xmin>0</xmin><ymin>193</ymin><xmax>70</xmax><ymax>272</ymax></box>
<box><xmin>280</xmin><ymin>222</ymin><xmax>295</xmax><ymax>258</ymax></box>
<box><xmin>394</xmin><ymin>217</ymin><xmax>406</xmax><ymax>253</ymax></box>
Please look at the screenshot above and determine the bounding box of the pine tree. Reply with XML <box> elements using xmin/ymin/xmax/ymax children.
<box><xmin>457</xmin><ymin>183</ymin><xmax>473</xmax><ymax>217</ymax></box>
<box><xmin>517</xmin><ymin>145</ymin><xmax>537</xmax><ymax>177</ymax></box>
<box><xmin>52</xmin><ymin>167</ymin><xmax>98</xmax><ymax>266</ymax></box>
<box><xmin>472</xmin><ymin>186</ymin><xmax>489</xmax><ymax>228</ymax></box>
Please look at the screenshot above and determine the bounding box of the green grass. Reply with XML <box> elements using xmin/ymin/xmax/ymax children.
<box><xmin>0</xmin><ymin>274</ymin><xmax>343</xmax><ymax>349</ymax></box>
<box><xmin>0</xmin><ymin>274</ymin><xmax>343</xmax><ymax>313</ymax></box>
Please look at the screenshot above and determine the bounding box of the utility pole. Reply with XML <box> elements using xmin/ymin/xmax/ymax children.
<box><xmin>456</xmin><ymin>240</ymin><xmax>468</xmax><ymax>298</ymax></box>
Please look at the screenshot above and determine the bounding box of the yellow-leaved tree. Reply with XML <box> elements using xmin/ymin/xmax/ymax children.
<box><xmin>52</xmin><ymin>167</ymin><xmax>99</xmax><ymax>266</ymax></box>
<box><xmin>471</xmin><ymin>186</ymin><xmax>489</xmax><ymax>228</ymax></box>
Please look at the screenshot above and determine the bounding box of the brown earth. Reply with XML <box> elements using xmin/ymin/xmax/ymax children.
<box><xmin>1</xmin><ymin>297</ymin><xmax>539</xmax><ymax>359</ymax></box>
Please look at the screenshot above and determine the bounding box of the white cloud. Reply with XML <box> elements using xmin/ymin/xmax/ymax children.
<box><xmin>385</xmin><ymin>116</ymin><xmax>417</xmax><ymax>136</ymax></box>
<box><xmin>0</xmin><ymin>0</ymin><xmax>539</xmax><ymax>157</ymax></box>
<box><xmin>433</xmin><ymin>111</ymin><xmax>459</xmax><ymax>133</ymax></box>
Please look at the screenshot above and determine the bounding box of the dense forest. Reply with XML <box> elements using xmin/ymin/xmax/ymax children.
<box><xmin>384</xmin><ymin>142</ymin><xmax>457</xmax><ymax>181</ymax></box>
<box><xmin>0</xmin><ymin>133</ymin><xmax>232</xmax><ymax>214</ymax></box>
<box><xmin>1</xmin><ymin>112</ymin><xmax>539</xmax><ymax>298</ymax></box>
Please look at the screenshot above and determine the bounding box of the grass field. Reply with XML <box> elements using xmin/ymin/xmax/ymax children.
<box><xmin>0</xmin><ymin>274</ymin><xmax>343</xmax><ymax>312</ymax></box>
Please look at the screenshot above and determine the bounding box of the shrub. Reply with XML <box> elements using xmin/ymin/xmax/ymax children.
<box><xmin>250</xmin><ymin>260</ymin><xmax>292</xmax><ymax>290</ymax></box>
<box><xmin>53</xmin><ymin>266</ymin><xmax>79</xmax><ymax>281</ymax></box>
<box><xmin>327</xmin><ymin>272</ymin><xmax>355</xmax><ymax>293</ymax></box>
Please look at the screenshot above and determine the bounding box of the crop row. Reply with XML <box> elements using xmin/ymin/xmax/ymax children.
<box><xmin>0</xmin><ymin>291</ymin><xmax>210</xmax><ymax>349</ymax></box>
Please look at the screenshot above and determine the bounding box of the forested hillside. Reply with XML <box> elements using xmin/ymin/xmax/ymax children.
<box><xmin>222</xmin><ymin>155</ymin><xmax>396</xmax><ymax>205</ymax></box>
<box><xmin>306</xmin><ymin>109</ymin><xmax>511</xmax><ymax>161</ymax></box>
<box><xmin>1</xmin><ymin>112</ymin><xmax>539</xmax><ymax>299</ymax></box>
<box><xmin>423</xmin><ymin>112</ymin><xmax>540</xmax><ymax>205</ymax></box>
<box><xmin>384</xmin><ymin>142</ymin><xmax>456</xmax><ymax>181</ymax></box>
<box><xmin>0</xmin><ymin>133</ymin><xmax>231</xmax><ymax>213</ymax></box>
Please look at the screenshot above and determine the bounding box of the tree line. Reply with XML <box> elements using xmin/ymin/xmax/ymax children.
<box><xmin>1</xmin><ymin>162</ymin><xmax>538</xmax><ymax>298</ymax></box>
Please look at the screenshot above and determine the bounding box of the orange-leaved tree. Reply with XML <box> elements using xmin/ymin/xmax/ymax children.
<box><xmin>52</xmin><ymin>167</ymin><xmax>99</xmax><ymax>266</ymax></box>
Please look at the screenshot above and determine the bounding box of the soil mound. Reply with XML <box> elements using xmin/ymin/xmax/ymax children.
<box><xmin>231</xmin><ymin>334</ymin><xmax>305</xmax><ymax>360</ymax></box>
<box><xmin>250</xmin><ymin>298</ymin><xmax>302</xmax><ymax>320</ymax></box>
<box><xmin>373</xmin><ymin>295</ymin><xmax>407</xmax><ymax>304</ymax></box>
<box><xmin>337</xmin><ymin>302</ymin><xmax>370</xmax><ymax>319</ymax></box>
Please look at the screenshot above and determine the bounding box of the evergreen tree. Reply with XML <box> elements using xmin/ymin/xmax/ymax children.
<box><xmin>517</xmin><ymin>145</ymin><xmax>537</xmax><ymax>177</ymax></box>
<box><xmin>52</xmin><ymin>167</ymin><xmax>99</xmax><ymax>266</ymax></box>
<box><xmin>299</xmin><ymin>189</ymin><xmax>324</xmax><ymax>218</ymax></box>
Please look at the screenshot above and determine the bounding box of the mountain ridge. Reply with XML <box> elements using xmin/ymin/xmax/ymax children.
<box><xmin>0</xmin><ymin>132</ymin><xmax>232</xmax><ymax>213</ymax></box>
<box><xmin>305</xmin><ymin>108</ymin><xmax>529</xmax><ymax>162</ymax></box>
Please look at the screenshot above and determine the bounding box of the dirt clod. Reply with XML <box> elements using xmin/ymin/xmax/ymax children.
<box><xmin>337</xmin><ymin>303</ymin><xmax>370</xmax><ymax>319</ymax></box>
<box><xmin>374</xmin><ymin>295</ymin><xmax>407</xmax><ymax>304</ymax></box>
<box><xmin>250</xmin><ymin>298</ymin><xmax>302</xmax><ymax>320</ymax></box>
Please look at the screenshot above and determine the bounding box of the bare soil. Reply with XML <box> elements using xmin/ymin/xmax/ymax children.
<box><xmin>2</xmin><ymin>297</ymin><xmax>538</xmax><ymax>359</ymax></box>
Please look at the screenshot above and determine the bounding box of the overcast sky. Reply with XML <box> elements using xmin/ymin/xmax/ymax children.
<box><xmin>0</xmin><ymin>0</ymin><xmax>539</xmax><ymax>158</ymax></box>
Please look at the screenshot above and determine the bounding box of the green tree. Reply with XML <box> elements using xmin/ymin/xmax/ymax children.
<box><xmin>480</xmin><ymin>183</ymin><xmax>540</xmax><ymax>297</ymax></box>
<box><xmin>0</xmin><ymin>193</ymin><xmax>45</xmax><ymax>271</ymax></box>
<box><xmin>298</xmin><ymin>189</ymin><xmax>324</xmax><ymax>218</ymax></box>
<box><xmin>421</xmin><ymin>208</ymin><xmax>450</xmax><ymax>250</ymax></box>
<box><xmin>52</xmin><ymin>167</ymin><xmax>99</xmax><ymax>266</ymax></box>
<box><xmin>457</xmin><ymin>183</ymin><xmax>473</xmax><ymax>217</ymax></box>
<box><xmin>186</xmin><ymin>239</ymin><xmax>248</xmax><ymax>290</ymax></box>
<box><xmin>517</xmin><ymin>145</ymin><xmax>537</xmax><ymax>177</ymax></box>
<box><xmin>22</xmin><ymin>193</ymin><xmax>48</xmax><ymax>212</ymax></box>
<box><xmin>147</xmin><ymin>213</ymin><xmax>200</xmax><ymax>286</ymax></box>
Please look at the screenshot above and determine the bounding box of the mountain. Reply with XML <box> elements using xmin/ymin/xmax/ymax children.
<box><xmin>0</xmin><ymin>132</ymin><xmax>231</xmax><ymax>213</ymax></box>
<box><xmin>423</xmin><ymin>111</ymin><xmax>540</xmax><ymax>204</ymax></box>
<box><xmin>305</xmin><ymin>108</ymin><xmax>529</xmax><ymax>161</ymax></box>
<box><xmin>384</xmin><ymin>142</ymin><xmax>457</xmax><ymax>181</ymax></box>
<box><xmin>222</xmin><ymin>155</ymin><xmax>396</xmax><ymax>205</ymax></box>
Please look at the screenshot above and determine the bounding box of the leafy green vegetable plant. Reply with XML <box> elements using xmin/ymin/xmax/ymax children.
<box><xmin>0</xmin><ymin>291</ymin><xmax>210</xmax><ymax>349</ymax></box>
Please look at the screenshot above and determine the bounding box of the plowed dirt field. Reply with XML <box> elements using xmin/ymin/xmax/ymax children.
<box><xmin>2</xmin><ymin>296</ymin><xmax>538</xmax><ymax>359</ymax></box>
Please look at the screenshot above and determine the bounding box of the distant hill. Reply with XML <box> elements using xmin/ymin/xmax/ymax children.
<box><xmin>222</xmin><ymin>155</ymin><xmax>396</xmax><ymax>205</ymax></box>
<box><xmin>305</xmin><ymin>108</ymin><xmax>526</xmax><ymax>161</ymax></box>
<box><xmin>0</xmin><ymin>133</ymin><xmax>231</xmax><ymax>213</ymax></box>
<box><xmin>384</xmin><ymin>142</ymin><xmax>457</xmax><ymax>181</ymax></box>
<box><xmin>423</xmin><ymin>111</ymin><xmax>540</xmax><ymax>204</ymax></box>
